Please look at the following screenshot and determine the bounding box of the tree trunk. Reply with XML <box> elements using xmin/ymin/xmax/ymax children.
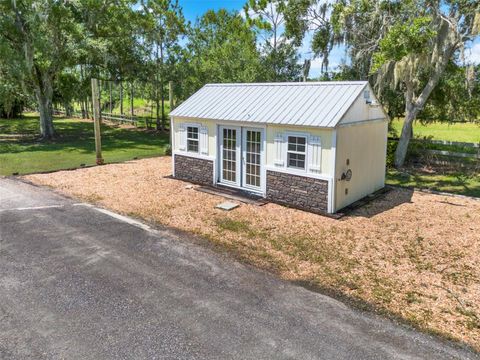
<box><xmin>86</xmin><ymin>100</ymin><xmax>90</xmax><ymax>119</ymax></box>
<box><xmin>156</xmin><ymin>88</ymin><xmax>160</xmax><ymax>130</ymax></box>
<box><xmin>160</xmin><ymin>43</ymin><xmax>165</xmax><ymax>131</ymax></box>
<box><xmin>120</xmin><ymin>82</ymin><xmax>124</xmax><ymax>115</ymax></box>
<box><xmin>130</xmin><ymin>82</ymin><xmax>134</xmax><ymax>118</ymax></box>
<box><xmin>155</xmin><ymin>43</ymin><xmax>160</xmax><ymax>131</ymax></box>
<box><xmin>160</xmin><ymin>80</ymin><xmax>165</xmax><ymax>131</ymax></box>
<box><xmin>35</xmin><ymin>85</ymin><xmax>55</xmax><ymax>139</ymax></box>
<box><xmin>80</xmin><ymin>64</ymin><xmax>87</xmax><ymax>119</ymax></box>
<box><xmin>169</xmin><ymin>81</ymin><xmax>174</xmax><ymax>111</ymax></box>
<box><xmin>32</xmin><ymin>64</ymin><xmax>55</xmax><ymax>139</ymax></box>
<box><xmin>85</xmin><ymin>97</ymin><xmax>90</xmax><ymax>119</ymax></box>
<box><xmin>394</xmin><ymin>39</ymin><xmax>457</xmax><ymax>167</ymax></box>
<box><xmin>81</xmin><ymin>100</ymin><xmax>86</xmax><ymax>119</ymax></box>
<box><xmin>394</xmin><ymin>106</ymin><xmax>416</xmax><ymax>168</ymax></box>
<box><xmin>64</xmin><ymin>102</ymin><xmax>72</xmax><ymax>117</ymax></box>
<box><xmin>109</xmin><ymin>81</ymin><xmax>112</xmax><ymax>114</ymax></box>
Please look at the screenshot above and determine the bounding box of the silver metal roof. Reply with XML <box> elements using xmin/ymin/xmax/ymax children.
<box><xmin>170</xmin><ymin>81</ymin><xmax>369</xmax><ymax>128</ymax></box>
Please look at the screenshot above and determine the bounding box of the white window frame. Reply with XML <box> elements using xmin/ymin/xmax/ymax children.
<box><xmin>286</xmin><ymin>133</ymin><xmax>308</xmax><ymax>171</ymax></box>
<box><xmin>186</xmin><ymin>125</ymin><xmax>200</xmax><ymax>153</ymax></box>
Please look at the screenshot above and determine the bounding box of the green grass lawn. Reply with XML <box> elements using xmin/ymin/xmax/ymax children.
<box><xmin>386</xmin><ymin>169</ymin><xmax>480</xmax><ymax>198</ymax></box>
<box><xmin>391</xmin><ymin>119</ymin><xmax>480</xmax><ymax>143</ymax></box>
<box><xmin>0</xmin><ymin>114</ymin><xmax>169</xmax><ymax>176</ymax></box>
<box><xmin>388</xmin><ymin>120</ymin><xmax>480</xmax><ymax>197</ymax></box>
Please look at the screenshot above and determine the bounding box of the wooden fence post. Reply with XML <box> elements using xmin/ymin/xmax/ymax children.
<box><xmin>91</xmin><ymin>78</ymin><xmax>104</xmax><ymax>165</ymax></box>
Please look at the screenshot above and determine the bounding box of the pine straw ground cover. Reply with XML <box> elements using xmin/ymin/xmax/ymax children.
<box><xmin>25</xmin><ymin>156</ymin><xmax>480</xmax><ymax>351</ymax></box>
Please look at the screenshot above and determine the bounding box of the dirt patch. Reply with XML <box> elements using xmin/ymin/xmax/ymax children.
<box><xmin>25</xmin><ymin>156</ymin><xmax>480</xmax><ymax>351</ymax></box>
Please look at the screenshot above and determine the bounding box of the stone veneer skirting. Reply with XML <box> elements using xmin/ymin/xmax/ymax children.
<box><xmin>174</xmin><ymin>154</ymin><xmax>213</xmax><ymax>185</ymax></box>
<box><xmin>266</xmin><ymin>170</ymin><xmax>329</xmax><ymax>214</ymax></box>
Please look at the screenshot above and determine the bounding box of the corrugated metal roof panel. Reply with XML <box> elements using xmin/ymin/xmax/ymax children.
<box><xmin>169</xmin><ymin>82</ymin><xmax>368</xmax><ymax>128</ymax></box>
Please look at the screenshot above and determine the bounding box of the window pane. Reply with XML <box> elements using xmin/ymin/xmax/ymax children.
<box><xmin>222</xmin><ymin>128</ymin><xmax>237</xmax><ymax>182</ymax></box>
<box><xmin>287</xmin><ymin>153</ymin><xmax>306</xmax><ymax>169</ymax></box>
<box><xmin>287</xmin><ymin>136</ymin><xmax>306</xmax><ymax>170</ymax></box>
<box><xmin>187</xmin><ymin>126</ymin><xmax>199</xmax><ymax>140</ymax></box>
<box><xmin>187</xmin><ymin>140</ymin><xmax>198</xmax><ymax>153</ymax></box>
<box><xmin>287</xmin><ymin>136</ymin><xmax>306</xmax><ymax>153</ymax></box>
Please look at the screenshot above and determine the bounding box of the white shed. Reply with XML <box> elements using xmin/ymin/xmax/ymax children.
<box><xmin>170</xmin><ymin>81</ymin><xmax>388</xmax><ymax>214</ymax></box>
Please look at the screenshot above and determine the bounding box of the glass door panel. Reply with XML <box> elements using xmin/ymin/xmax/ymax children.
<box><xmin>242</xmin><ymin>128</ymin><xmax>262</xmax><ymax>189</ymax></box>
<box><xmin>220</xmin><ymin>127</ymin><xmax>240</xmax><ymax>185</ymax></box>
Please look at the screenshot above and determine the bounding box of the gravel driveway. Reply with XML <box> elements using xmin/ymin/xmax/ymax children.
<box><xmin>0</xmin><ymin>178</ymin><xmax>477</xmax><ymax>359</ymax></box>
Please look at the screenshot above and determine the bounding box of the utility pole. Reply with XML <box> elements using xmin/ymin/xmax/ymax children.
<box><xmin>91</xmin><ymin>78</ymin><xmax>104</xmax><ymax>165</ymax></box>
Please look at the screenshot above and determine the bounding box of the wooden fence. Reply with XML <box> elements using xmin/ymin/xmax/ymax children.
<box><xmin>425</xmin><ymin>139</ymin><xmax>480</xmax><ymax>149</ymax></box>
<box><xmin>389</xmin><ymin>137</ymin><xmax>480</xmax><ymax>165</ymax></box>
<box><xmin>426</xmin><ymin>149</ymin><xmax>480</xmax><ymax>160</ymax></box>
<box><xmin>54</xmin><ymin>109</ymin><xmax>150</xmax><ymax>127</ymax></box>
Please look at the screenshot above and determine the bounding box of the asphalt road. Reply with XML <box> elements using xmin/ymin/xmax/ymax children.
<box><xmin>0</xmin><ymin>178</ymin><xmax>477</xmax><ymax>360</ymax></box>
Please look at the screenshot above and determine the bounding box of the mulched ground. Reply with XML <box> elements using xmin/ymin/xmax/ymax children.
<box><xmin>25</xmin><ymin>156</ymin><xmax>480</xmax><ymax>351</ymax></box>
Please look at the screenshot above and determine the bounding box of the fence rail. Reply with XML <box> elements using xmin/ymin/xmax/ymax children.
<box><xmin>388</xmin><ymin>137</ymin><xmax>480</xmax><ymax>148</ymax></box>
<box><xmin>54</xmin><ymin>109</ymin><xmax>146</xmax><ymax>127</ymax></box>
<box><xmin>388</xmin><ymin>137</ymin><xmax>480</xmax><ymax>163</ymax></box>
<box><xmin>426</xmin><ymin>139</ymin><xmax>480</xmax><ymax>149</ymax></box>
<box><xmin>101</xmin><ymin>112</ymin><xmax>138</xmax><ymax>125</ymax></box>
<box><xmin>425</xmin><ymin>149</ymin><xmax>480</xmax><ymax>160</ymax></box>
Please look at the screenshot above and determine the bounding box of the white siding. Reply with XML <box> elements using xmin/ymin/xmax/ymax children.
<box><xmin>339</xmin><ymin>84</ymin><xmax>388</xmax><ymax>124</ymax></box>
<box><xmin>265</xmin><ymin>125</ymin><xmax>334</xmax><ymax>176</ymax></box>
<box><xmin>335</xmin><ymin>120</ymin><xmax>388</xmax><ymax>211</ymax></box>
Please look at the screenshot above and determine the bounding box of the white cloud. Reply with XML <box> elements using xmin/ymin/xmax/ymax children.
<box><xmin>465</xmin><ymin>42</ymin><xmax>480</xmax><ymax>65</ymax></box>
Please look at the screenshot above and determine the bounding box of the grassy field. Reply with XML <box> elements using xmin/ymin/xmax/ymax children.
<box><xmin>386</xmin><ymin>169</ymin><xmax>480</xmax><ymax>198</ymax></box>
<box><xmin>388</xmin><ymin>120</ymin><xmax>480</xmax><ymax>197</ymax></box>
<box><xmin>0</xmin><ymin>114</ymin><xmax>169</xmax><ymax>176</ymax></box>
<box><xmin>391</xmin><ymin>119</ymin><xmax>480</xmax><ymax>143</ymax></box>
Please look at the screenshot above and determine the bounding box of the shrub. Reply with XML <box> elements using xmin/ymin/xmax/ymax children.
<box><xmin>386</xmin><ymin>140</ymin><xmax>397</xmax><ymax>168</ymax></box>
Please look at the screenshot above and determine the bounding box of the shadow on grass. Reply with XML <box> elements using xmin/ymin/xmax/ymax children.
<box><xmin>0</xmin><ymin>118</ymin><xmax>169</xmax><ymax>155</ymax></box>
<box><xmin>387</xmin><ymin>168</ymin><xmax>480</xmax><ymax>198</ymax></box>
<box><xmin>0</xmin><ymin>116</ymin><xmax>170</xmax><ymax>175</ymax></box>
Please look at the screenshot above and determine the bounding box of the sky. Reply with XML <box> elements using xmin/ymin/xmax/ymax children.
<box><xmin>179</xmin><ymin>0</ymin><xmax>246</xmax><ymax>21</ymax></box>
<box><xmin>178</xmin><ymin>0</ymin><xmax>480</xmax><ymax>78</ymax></box>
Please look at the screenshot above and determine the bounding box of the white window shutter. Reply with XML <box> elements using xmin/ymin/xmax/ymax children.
<box><xmin>200</xmin><ymin>126</ymin><xmax>208</xmax><ymax>155</ymax></box>
<box><xmin>274</xmin><ymin>132</ymin><xmax>285</xmax><ymax>167</ymax></box>
<box><xmin>178</xmin><ymin>123</ymin><xmax>186</xmax><ymax>151</ymax></box>
<box><xmin>308</xmin><ymin>135</ymin><xmax>322</xmax><ymax>173</ymax></box>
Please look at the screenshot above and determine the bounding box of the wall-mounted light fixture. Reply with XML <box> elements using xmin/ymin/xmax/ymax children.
<box><xmin>340</xmin><ymin>169</ymin><xmax>352</xmax><ymax>182</ymax></box>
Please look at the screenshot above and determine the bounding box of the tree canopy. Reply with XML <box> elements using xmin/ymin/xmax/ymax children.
<box><xmin>0</xmin><ymin>0</ymin><xmax>478</xmax><ymax>164</ymax></box>
<box><xmin>281</xmin><ymin>0</ymin><xmax>480</xmax><ymax>166</ymax></box>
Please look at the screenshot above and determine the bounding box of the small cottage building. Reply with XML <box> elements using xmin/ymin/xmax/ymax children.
<box><xmin>169</xmin><ymin>82</ymin><xmax>388</xmax><ymax>214</ymax></box>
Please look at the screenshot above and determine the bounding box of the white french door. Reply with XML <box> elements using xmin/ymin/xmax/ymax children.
<box><xmin>218</xmin><ymin>126</ymin><xmax>263</xmax><ymax>192</ymax></box>
<box><xmin>242</xmin><ymin>128</ymin><xmax>262</xmax><ymax>191</ymax></box>
<box><xmin>219</xmin><ymin>126</ymin><xmax>241</xmax><ymax>186</ymax></box>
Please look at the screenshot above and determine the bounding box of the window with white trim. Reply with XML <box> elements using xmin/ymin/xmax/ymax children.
<box><xmin>287</xmin><ymin>135</ymin><xmax>306</xmax><ymax>170</ymax></box>
<box><xmin>187</xmin><ymin>126</ymin><xmax>199</xmax><ymax>153</ymax></box>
